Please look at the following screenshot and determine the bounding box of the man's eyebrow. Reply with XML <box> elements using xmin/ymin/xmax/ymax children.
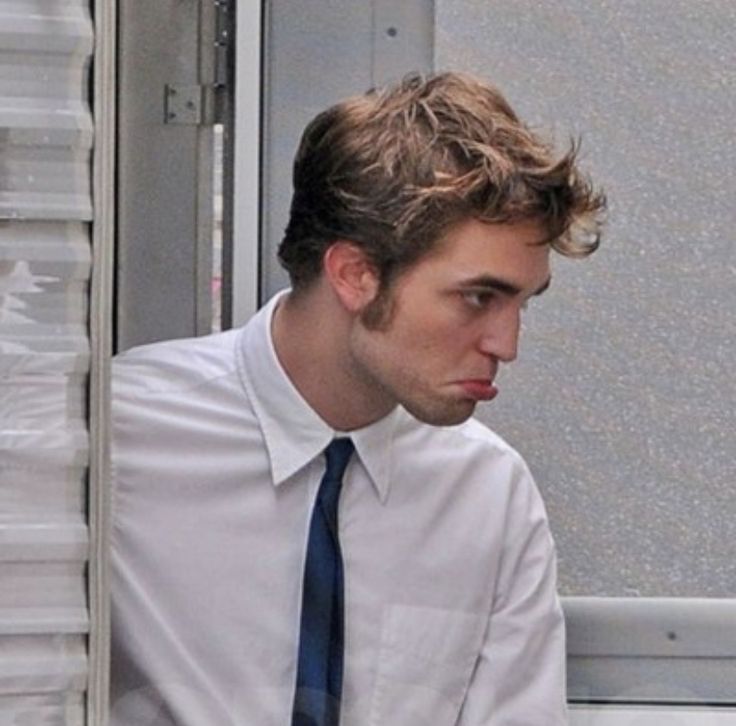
<box><xmin>461</xmin><ymin>275</ymin><xmax>552</xmax><ymax>297</ymax></box>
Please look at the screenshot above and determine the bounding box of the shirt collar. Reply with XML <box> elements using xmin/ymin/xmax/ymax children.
<box><xmin>237</xmin><ymin>291</ymin><xmax>399</xmax><ymax>503</ymax></box>
<box><xmin>350</xmin><ymin>408</ymin><xmax>400</xmax><ymax>504</ymax></box>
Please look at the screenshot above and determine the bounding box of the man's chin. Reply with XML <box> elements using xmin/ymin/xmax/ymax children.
<box><xmin>402</xmin><ymin>398</ymin><xmax>477</xmax><ymax>427</ymax></box>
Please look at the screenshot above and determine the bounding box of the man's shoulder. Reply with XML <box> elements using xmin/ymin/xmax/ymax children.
<box><xmin>390</xmin><ymin>412</ymin><xmax>541</xmax><ymax>517</ymax></box>
<box><xmin>452</xmin><ymin>416</ymin><xmax>520</xmax><ymax>455</ymax></box>
<box><xmin>399</xmin><ymin>409</ymin><xmax>520</xmax><ymax>452</ymax></box>
<box><xmin>112</xmin><ymin>328</ymin><xmax>242</xmax><ymax>401</ymax></box>
<box><xmin>396</xmin><ymin>410</ymin><xmax>527</xmax><ymax>472</ymax></box>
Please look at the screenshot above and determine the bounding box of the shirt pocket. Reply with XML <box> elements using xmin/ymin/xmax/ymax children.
<box><xmin>368</xmin><ymin>605</ymin><xmax>487</xmax><ymax>726</ymax></box>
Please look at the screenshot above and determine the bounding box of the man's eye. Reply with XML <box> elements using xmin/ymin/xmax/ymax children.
<box><xmin>462</xmin><ymin>291</ymin><xmax>494</xmax><ymax>309</ymax></box>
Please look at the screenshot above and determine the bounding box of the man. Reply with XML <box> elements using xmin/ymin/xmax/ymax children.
<box><xmin>110</xmin><ymin>72</ymin><xmax>605</xmax><ymax>725</ymax></box>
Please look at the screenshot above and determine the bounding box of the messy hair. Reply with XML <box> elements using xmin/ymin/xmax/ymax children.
<box><xmin>278</xmin><ymin>71</ymin><xmax>606</xmax><ymax>291</ymax></box>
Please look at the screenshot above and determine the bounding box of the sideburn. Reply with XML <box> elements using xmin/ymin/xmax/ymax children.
<box><xmin>359</xmin><ymin>283</ymin><xmax>397</xmax><ymax>331</ymax></box>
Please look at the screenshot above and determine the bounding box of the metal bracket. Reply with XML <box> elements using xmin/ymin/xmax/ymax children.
<box><xmin>163</xmin><ymin>2</ymin><xmax>232</xmax><ymax>126</ymax></box>
<box><xmin>164</xmin><ymin>84</ymin><xmax>204</xmax><ymax>125</ymax></box>
<box><xmin>214</xmin><ymin>0</ymin><xmax>231</xmax><ymax>88</ymax></box>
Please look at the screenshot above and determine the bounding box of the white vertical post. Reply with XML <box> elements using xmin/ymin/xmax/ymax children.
<box><xmin>89</xmin><ymin>0</ymin><xmax>115</xmax><ymax>721</ymax></box>
<box><xmin>231</xmin><ymin>0</ymin><xmax>263</xmax><ymax>325</ymax></box>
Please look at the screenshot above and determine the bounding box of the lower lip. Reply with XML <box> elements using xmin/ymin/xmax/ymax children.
<box><xmin>458</xmin><ymin>380</ymin><xmax>499</xmax><ymax>401</ymax></box>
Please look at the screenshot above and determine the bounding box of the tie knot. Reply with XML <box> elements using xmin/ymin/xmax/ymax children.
<box><xmin>324</xmin><ymin>438</ymin><xmax>354</xmax><ymax>480</ymax></box>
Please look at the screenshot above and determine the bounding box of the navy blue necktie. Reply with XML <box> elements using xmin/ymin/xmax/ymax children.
<box><xmin>291</xmin><ymin>438</ymin><xmax>354</xmax><ymax>726</ymax></box>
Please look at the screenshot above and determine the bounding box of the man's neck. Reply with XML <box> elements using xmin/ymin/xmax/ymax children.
<box><xmin>271</xmin><ymin>288</ymin><xmax>395</xmax><ymax>432</ymax></box>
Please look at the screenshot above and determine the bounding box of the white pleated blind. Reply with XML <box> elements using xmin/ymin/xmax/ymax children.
<box><xmin>0</xmin><ymin>1</ymin><xmax>94</xmax><ymax>724</ymax></box>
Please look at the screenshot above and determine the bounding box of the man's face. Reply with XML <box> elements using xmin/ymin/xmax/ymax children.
<box><xmin>347</xmin><ymin>218</ymin><xmax>552</xmax><ymax>426</ymax></box>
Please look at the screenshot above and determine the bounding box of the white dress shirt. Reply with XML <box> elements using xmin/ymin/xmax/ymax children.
<box><xmin>110</xmin><ymin>292</ymin><xmax>567</xmax><ymax>726</ymax></box>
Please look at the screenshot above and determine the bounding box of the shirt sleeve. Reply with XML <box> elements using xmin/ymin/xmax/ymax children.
<box><xmin>457</xmin><ymin>454</ymin><xmax>568</xmax><ymax>725</ymax></box>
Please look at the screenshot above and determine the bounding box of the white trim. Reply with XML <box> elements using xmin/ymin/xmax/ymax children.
<box><xmin>570</xmin><ymin>705</ymin><xmax>736</xmax><ymax>726</ymax></box>
<box><xmin>88</xmin><ymin>0</ymin><xmax>115</xmax><ymax>722</ymax></box>
<box><xmin>232</xmin><ymin>0</ymin><xmax>262</xmax><ymax>325</ymax></box>
<box><xmin>564</xmin><ymin>597</ymin><xmax>736</xmax><ymax>704</ymax></box>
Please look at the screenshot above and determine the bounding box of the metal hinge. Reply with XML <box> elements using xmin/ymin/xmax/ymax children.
<box><xmin>164</xmin><ymin>0</ymin><xmax>232</xmax><ymax>126</ymax></box>
<box><xmin>213</xmin><ymin>0</ymin><xmax>231</xmax><ymax>90</ymax></box>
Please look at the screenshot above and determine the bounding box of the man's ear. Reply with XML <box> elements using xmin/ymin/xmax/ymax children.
<box><xmin>323</xmin><ymin>241</ymin><xmax>380</xmax><ymax>313</ymax></box>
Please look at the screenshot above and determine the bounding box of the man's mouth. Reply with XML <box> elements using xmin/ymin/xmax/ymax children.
<box><xmin>457</xmin><ymin>379</ymin><xmax>499</xmax><ymax>402</ymax></box>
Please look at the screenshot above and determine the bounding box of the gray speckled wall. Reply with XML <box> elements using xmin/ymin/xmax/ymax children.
<box><xmin>437</xmin><ymin>0</ymin><xmax>735</xmax><ymax>596</ymax></box>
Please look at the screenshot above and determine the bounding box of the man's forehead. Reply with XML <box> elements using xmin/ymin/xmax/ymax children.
<box><xmin>423</xmin><ymin>218</ymin><xmax>551</xmax><ymax>272</ymax></box>
<box><xmin>432</xmin><ymin>217</ymin><xmax>551</xmax><ymax>253</ymax></box>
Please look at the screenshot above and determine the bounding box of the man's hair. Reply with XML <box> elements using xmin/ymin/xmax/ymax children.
<box><xmin>278</xmin><ymin>71</ymin><xmax>606</xmax><ymax>292</ymax></box>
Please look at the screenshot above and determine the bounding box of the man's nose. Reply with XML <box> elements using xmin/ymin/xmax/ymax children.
<box><xmin>478</xmin><ymin>307</ymin><xmax>521</xmax><ymax>363</ymax></box>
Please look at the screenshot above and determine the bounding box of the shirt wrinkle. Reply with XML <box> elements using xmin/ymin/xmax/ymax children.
<box><xmin>115</xmin><ymin>329</ymin><xmax>242</xmax><ymax>399</ymax></box>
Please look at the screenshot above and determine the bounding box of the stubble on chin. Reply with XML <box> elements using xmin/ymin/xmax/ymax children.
<box><xmin>400</xmin><ymin>394</ymin><xmax>477</xmax><ymax>427</ymax></box>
